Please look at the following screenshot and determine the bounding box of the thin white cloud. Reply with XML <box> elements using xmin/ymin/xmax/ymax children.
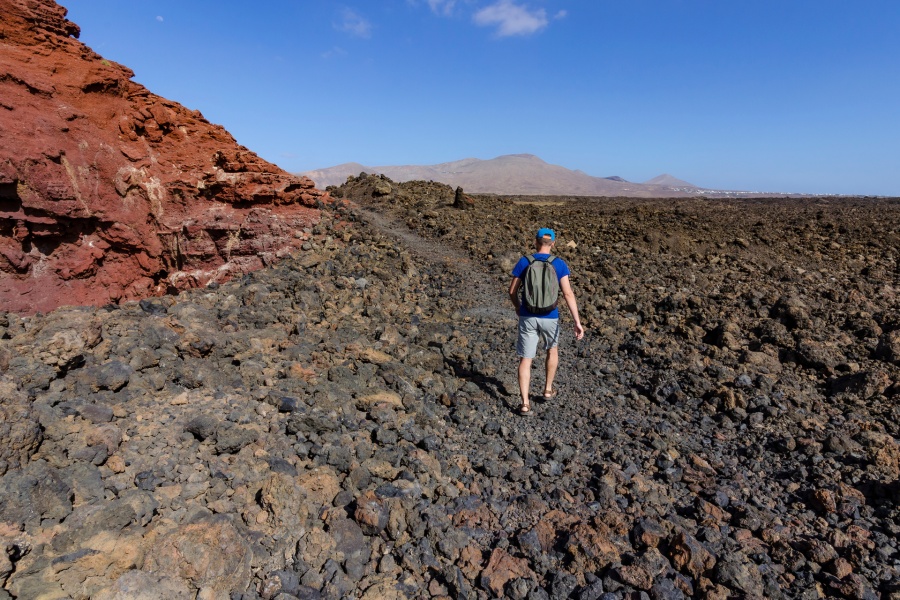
<box><xmin>553</xmin><ymin>10</ymin><xmax>567</xmax><ymax>20</ymax></box>
<box><xmin>156</xmin><ymin>15</ymin><xmax>164</xmax><ymax>22</ymax></box>
<box><xmin>406</xmin><ymin>0</ymin><xmax>458</xmax><ymax>17</ymax></box>
<box><xmin>334</xmin><ymin>8</ymin><xmax>372</xmax><ymax>38</ymax></box>
<box><xmin>473</xmin><ymin>1</ymin><xmax>548</xmax><ymax>37</ymax></box>
<box><xmin>427</xmin><ymin>0</ymin><xmax>457</xmax><ymax>16</ymax></box>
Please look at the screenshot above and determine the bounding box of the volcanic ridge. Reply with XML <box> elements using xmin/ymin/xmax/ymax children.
<box><xmin>0</xmin><ymin>0</ymin><xmax>325</xmax><ymax>315</ymax></box>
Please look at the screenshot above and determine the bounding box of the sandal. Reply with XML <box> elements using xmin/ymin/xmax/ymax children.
<box><xmin>519</xmin><ymin>403</ymin><xmax>534</xmax><ymax>416</ymax></box>
<box><xmin>542</xmin><ymin>389</ymin><xmax>558</xmax><ymax>400</ymax></box>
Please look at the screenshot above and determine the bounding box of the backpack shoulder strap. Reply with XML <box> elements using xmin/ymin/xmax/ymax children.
<box><xmin>526</xmin><ymin>254</ymin><xmax>536</xmax><ymax>264</ymax></box>
<box><xmin>546</xmin><ymin>255</ymin><xmax>556</xmax><ymax>264</ymax></box>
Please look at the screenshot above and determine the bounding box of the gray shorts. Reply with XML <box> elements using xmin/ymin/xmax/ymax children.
<box><xmin>517</xmin><ymin>317</ymin><xmax>560</xmax><ymax>359</ymax></box>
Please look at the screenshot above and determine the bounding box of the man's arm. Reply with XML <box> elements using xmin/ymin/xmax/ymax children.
<box><xmin>508</xmin><ymin>277</ymin><xmax>522</xmax><ymax>316</ymax></box>
<box><xmin>559</xmin><ymin>275</ymin><xmax>585</xmax><ymax>340</ymax></box>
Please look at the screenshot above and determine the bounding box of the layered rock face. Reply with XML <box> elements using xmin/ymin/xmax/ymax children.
<box><xmin>0</xmin><ymin>0</ymin><xmax>325</xmax><ymax>314</ymax></box>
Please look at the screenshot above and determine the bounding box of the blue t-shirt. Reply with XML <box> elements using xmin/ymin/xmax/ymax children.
<box><xmin>511</xmin><ymin>253</ymin><xmax>570</xmax><ymax>319</ymax></box>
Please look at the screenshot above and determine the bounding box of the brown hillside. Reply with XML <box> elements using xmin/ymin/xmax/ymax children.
<box><xmin>301</xmin><ymin>154</ymin><xmax>708</xmax><ymax>197</ymax></box>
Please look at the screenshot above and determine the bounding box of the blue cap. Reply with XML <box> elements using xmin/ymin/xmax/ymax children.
<box><xmin>537</xmin><ymin>228</ymin><xmax>555</xmax><ymax>241</ymax></box>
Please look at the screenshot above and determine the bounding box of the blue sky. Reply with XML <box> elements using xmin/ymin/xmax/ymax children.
<box><xmin>62</xmin><ymin>1</ymin><xmax>899</xmax><ymax>196</ymax></box>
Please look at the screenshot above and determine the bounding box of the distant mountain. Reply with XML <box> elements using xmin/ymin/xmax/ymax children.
<box><xmin>299</xmin><ymin>154</ymin><xmax>709</xmax><ymax>197</ymax></box>
<box><xmin>643</xmin><ymin>174</ymin><xmax>697</xmax><ymax>188</ymax></box>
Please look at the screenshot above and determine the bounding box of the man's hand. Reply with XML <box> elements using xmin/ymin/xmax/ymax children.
<box><xmin>574</xmin><ymin>322</ymin><xmax>585</xmax><ymax>340</ymax></box>
<box><xmin>508</xmin><ymin>277</ymin><xmax>522</xmax><ymax>316</ymax></box>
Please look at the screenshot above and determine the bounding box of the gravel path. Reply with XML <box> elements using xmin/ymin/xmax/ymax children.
<box><xmin>356</xmin><ymin>204</ymin><xmax>597</xmax><ymax>428</ymax></box>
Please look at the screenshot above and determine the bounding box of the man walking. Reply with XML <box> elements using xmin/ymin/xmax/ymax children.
<box><xmin>508</xmin><ymin>228</ymin><xmax>584</xmax><ymax>415</ymax></box>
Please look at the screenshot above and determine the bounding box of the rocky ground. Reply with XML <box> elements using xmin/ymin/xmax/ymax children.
<box><xmin>1</xmin><ymin>175</ymin><xmax>899</xmax><ymax>599</ymax></box>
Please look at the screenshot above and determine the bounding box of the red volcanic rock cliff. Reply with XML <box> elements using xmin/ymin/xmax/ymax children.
<box><xmin>0</xmin><ymin>0</ymin><xmax>325</xmax><ymax>314</ymax></box>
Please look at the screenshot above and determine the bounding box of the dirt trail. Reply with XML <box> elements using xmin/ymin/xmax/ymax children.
<box><xmin>355</xmin><ymin>206</ymin><xmax>513</xmax><ymax>324</ymax></box>
<box><xmin>354</xmin><ymin>204</ymin><xmax>596</xmax><ymax>426</ymax></box>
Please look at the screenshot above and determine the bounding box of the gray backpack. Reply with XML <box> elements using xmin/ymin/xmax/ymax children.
<box><xmin>522</xmin><ymin>255</ymin><xmax>559</xmax><ymax>314</ymax></box>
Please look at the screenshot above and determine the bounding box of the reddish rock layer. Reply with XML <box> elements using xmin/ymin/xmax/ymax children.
<box><xmin>0</xmin><ymin>0</ymin><xmax>325</xmax><ymax>314</ymax></box>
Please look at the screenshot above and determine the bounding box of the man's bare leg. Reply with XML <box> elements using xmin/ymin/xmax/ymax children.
<box><xmin>544</xmin><ymin>346</ymin><xmax>559</xmax><ymax>397</ymax></box>
<box><xmin>518</xmin><ymin>357</ymin><xmax>533</xmax><ymax>411</ymax></box>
